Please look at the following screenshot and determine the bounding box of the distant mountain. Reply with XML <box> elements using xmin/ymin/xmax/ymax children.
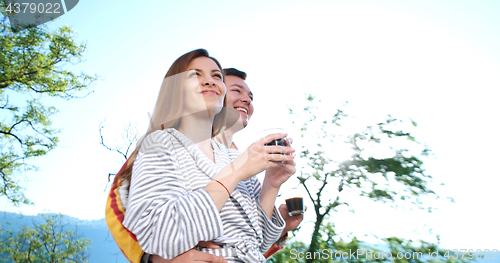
<box><xmin>0</xmin><ymin>211</ymin><xmax>128</xmax><ymax>263</ymax></box>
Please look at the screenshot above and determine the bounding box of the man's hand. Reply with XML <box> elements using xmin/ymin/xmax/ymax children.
<box><xmin>149</xmin><ymin>241</ymin><xmax>227</xmax><ymax>263</ymax></box>
<box><xmin>279</xmin><ymin>204</ymin><xmax>304</xmax><ymax>234</ymax></box>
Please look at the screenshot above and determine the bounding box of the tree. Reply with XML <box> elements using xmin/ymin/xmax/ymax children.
<box><xmin>0</xmin><ymin>4</ymin><xmax>97</xmax><ymax>205</ymax></box>
<box><xmin>285</xmin><ymin>94</ymin><xmax>449</xmax><ymax>263</ymax></box>
<box><xmin>0</xmin><ymin>213</ymin><xmax>92</xmax><ymax>263</ymax></box>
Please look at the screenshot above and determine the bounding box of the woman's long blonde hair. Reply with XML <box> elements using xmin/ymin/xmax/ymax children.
<box><xmin>119</xmin><ymin>49</ymin><xmax>226</xmax><ymax>186</ymax></box>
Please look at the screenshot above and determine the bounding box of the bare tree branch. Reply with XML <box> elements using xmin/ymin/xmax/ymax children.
<box><xmin>99</xmin><ymin>120</ymin><xmax>138</xmax><ymax>161</ymax></box>
<box><xmin>99</xmin><ymin>119</ymin><xmax>139</xmax><ymax>191</ymax></box>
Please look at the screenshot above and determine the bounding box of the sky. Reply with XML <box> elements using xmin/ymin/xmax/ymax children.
<box><xmin>1</xmin><ymin>0</ymin><xmax>499</xmax><ymax>252</ymax></box>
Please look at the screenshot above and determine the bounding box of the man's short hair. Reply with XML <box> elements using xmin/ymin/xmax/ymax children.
<box><xmin>223</xmin><ymin>68</ymin><xmax>247</xmax><ymax>80</ymax></box>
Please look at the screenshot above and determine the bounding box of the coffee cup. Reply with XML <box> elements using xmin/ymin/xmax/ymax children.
<box><xmin>285</xmin><ymin>197</ymin><xmax>304</xmax><ymax>216</ymax></box>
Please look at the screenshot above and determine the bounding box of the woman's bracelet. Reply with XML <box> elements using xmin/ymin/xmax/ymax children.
<box><xmin>212</xmin><ymin>179</ymin><xmax>231</xmax><ymax>197</ymax></box>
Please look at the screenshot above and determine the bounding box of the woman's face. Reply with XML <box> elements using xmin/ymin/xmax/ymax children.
<box><xmin>182</xmin><ymin>57</ymin><xmax>226</xmax><ymax>116</ymax></box>
<box><xmin>224</xmin><ymin>75</ymin><xmax>254</xmax><ymax>127</ymax></box>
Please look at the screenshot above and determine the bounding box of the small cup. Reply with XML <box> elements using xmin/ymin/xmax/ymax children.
<box><xmin>285</xmin><ymin>197</ymin><xmax>304</xmax><ymax>216</ymax></box>
<box><xmin>260</xmin><ymin>128</ymin><xmax>287</xmax><ymax>154</ymax></box>
<box><xmin>265</xmin><ymin>138</ymin><xmax>286</xmax><ymax>147</ymax></box>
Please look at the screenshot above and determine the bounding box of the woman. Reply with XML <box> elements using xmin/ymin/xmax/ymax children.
<box><xmin>121</xmin><ymin>49</ymin><xmax>295</xmax><ymax>263</ymax></box>
<box><xmin>105</xmin><ymin>67</ymin><xmax>299</xmax><ymax>263</ymax></box>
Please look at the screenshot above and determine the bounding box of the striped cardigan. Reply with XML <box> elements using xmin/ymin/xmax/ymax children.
<box><xmin>121</xmin><ymin>128</ymin><xmax>284</xmax><ymax>262</ymax></box>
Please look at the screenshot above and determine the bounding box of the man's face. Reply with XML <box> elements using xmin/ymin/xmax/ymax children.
<box><xmin>224</xmin><ymin>75</ymin><xmax>254</xmax><ymax>128</ymax></box>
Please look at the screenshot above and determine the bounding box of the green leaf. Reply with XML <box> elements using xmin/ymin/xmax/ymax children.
<box><xmin>0</xmin><ymin>9</ymin><xmax>98</xmax><ymax>205</ymax></box>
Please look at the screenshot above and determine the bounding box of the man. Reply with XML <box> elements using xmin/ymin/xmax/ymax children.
<box><xmin>106</xmin><ymin>68</ymin><xmax>303</xmax><ymax>263</ymax></box>
<box><xmin>214</xmin><ymin>68</ymin><xmax>303</xmax><ymax>258</ymax></box>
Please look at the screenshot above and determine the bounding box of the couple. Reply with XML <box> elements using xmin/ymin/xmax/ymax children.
<box><xmin>105</xmin><ymin>49</ymin><xmax>303</xmax><ymax>263</ymax></box>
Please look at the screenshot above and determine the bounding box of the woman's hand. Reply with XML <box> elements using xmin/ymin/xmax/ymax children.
<box><xmin>233</xmin><ymin>133</ymin><xmax>295</xmax><ymax>182</ymax></box>
<box><xmin>149</xmin><ymin>241</ymin><xmax>227</xmax><ymax>263</ymax></box>
<box><xmin>263</xmin><ymin>137</ymin><xmax>296</xmax><ymax>189</ymax></box>
<box><xmin>209</xmin><ymin>133</ymin><xmax>294</xmax><ymax>212</ymax></box>
<box><xmin>257</xmin><ymin>136</ymin><xmax>296</xmax><ymax>219</ymax></box>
